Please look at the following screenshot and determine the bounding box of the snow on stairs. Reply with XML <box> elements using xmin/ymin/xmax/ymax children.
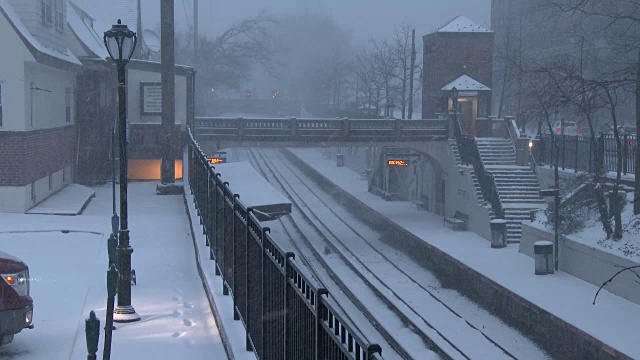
<box><xmin>476</xmin><ymin>138</ymin><xmax>545</xmax><ymax>243</ymax></box>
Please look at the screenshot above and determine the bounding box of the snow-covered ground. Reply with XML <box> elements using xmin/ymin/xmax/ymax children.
<box><xmin>532</xmin><ymin>178</ymin><xmax>640</xmax><ymax>260</ymax></box>
<box><xmin>288</xmin><ymin>147</ymin><xmax>640</xmax><ymax>359</ymax></box>
<box><xmin>0</xmin><ymin>182</ymin><xmax>227</xmax><ymax>359</ymax></box>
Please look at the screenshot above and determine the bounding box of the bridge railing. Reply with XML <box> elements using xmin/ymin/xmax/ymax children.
<box><xmin>187</xmin><ymin>128</ymin><xmax>382</xmax><ymax>360</ymax></box>
<box><xmin>194</xmin><ymin>116</ymin><xmax>448</xmax><ymax>139</ymax></box>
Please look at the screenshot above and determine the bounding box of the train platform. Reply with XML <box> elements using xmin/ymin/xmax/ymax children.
<box><xmin>0</xmin><ymin>182</ymin><xmax>227</xmax><ymax>360</ymax></box>
<box><xmin>286</xmin><ymin>147</ymin><xmax>640</xmax><ymax>360</ymax></box>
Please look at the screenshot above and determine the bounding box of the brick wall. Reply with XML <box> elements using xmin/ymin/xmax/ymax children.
<box><xmin>0</xmin><ymin>126</ymin><xmax>75</xmax><ymax>186</ymax></box>
<box><xmin>422</xmin><ymin>32</ymin><xmax>494</xmax><ymax>119</ymax></box>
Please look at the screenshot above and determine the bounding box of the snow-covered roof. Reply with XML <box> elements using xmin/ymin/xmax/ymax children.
<box><xmin>437</xmin><ymin>16</ymin><xmax>492</xmax><ymax>33</ymax></box>
<box><xmin>71</xmin><ymin>0</ymin><xmax>137</xmax><ymax>37</ymax></box>
<box><xmin>441</xmin><ymin>75</ymin><xmax>491</xmax><ymax>91</ymax></box>
<box><xmin>213</xmin><ymin>161</ymin><xmax>291</xmax><ymax>221</ymax></box>
<box><xmin>0</xmin><ymin>0</ymin><xmax>81</xmax><ymax>65</ymax></box>
<box><xmin>67</xmin><ymin>1</ymin><xmax>109</xmax><ymax>59</ymax></box>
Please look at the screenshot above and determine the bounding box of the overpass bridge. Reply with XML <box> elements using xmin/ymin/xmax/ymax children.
<box><xmin>192</xmin><ymin>117</ymin><xmax>451</xmax><ymax>166</ymax></box>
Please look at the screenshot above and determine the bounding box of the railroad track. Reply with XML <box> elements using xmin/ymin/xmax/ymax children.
<box><xmin>241</xmin><ymin>147</ymin><xmax>522</xmax><ymax>360</ymax></box>
<box><xmin>234</xmin><ymin>147</ymin><xmax>432</xmax><ymax>359</ymax></box>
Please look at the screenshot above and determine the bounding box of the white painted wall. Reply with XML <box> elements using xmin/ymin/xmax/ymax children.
<box><xmin>24</xmin><ymin>61</ymin><xmax>75</xmax><ymax>130</ymax></box>
<box><xmin>127</xmin><ymin>68</ymin><xmax>187</xmax><ymax>125</ymax></box>
<box><xmin>0</xmin><ymin>165</ymin><xmax>71</xmax><ymax>213</ymax></box>
<box><xmin>0</xmin><ymin>10</ymin><xmax>34</xmax><ymax>131</ymax></box>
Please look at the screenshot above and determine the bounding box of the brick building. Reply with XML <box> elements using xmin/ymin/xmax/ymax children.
<box><xmin>422</xmin><ymin>16</ymin><xmax>494</xmax><ymax>134</ymax></box>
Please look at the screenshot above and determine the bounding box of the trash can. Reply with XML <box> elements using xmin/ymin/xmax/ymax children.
<box><xmin>534</xmin><ymin>240</ymin><xmax>554</xmax><ymax>275</ymax></box>
<box><xmin>489</xmin><ymin>219</ymin><xmax>507</xmax><ymax>248</ymax></box>
<box><xmin>336</xmin><ymin>154</ymin><xmax>344</xmax><ymax>167</ymax></box>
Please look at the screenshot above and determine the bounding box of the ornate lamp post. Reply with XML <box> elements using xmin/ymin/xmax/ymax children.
<box><xmin>104</xmin><ymin>19</ymin><xmax>140</xmax><ymax>323</ymax></box>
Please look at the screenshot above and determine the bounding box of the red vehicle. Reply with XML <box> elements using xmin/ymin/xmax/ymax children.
<box><xmin>0</xmin><ymin>251</ymin><xmax>33</xmax><ymax>345</ymax></box>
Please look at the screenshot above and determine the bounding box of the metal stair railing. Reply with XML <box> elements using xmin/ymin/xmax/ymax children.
<box><xmin>452</xmin><ymin>114</ymin><xmax>505</xmax><ymax>219</ymax></box>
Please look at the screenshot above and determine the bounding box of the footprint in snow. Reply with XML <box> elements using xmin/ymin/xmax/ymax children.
<box><xmin>172</xmin><ymin>331</ymin><xmax>184</xmax><ymax>338</ymax></box>
<box><xmin>183</xmin><ymin>302</ymin><xmax>193</xmax><ymax>309</ymax></box>
<box><xmin>172</xmin><ymin>310</ymin><xmax>182</xmax><ymax>317</ymax></box>
<box><xmin>183</xmin><ymin>318</ymin><xmax>193</xmax><ymax>326</ymax></box>
<box><xmin>172</xmin><ymin>296</ymin><xmax>182</xmax><ymax>302</ymax></box>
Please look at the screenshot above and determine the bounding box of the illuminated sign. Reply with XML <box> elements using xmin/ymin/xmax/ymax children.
<box><xmin>208</xmin><ymin>157</ymin><xmax>226</xmax><ymax>165</ymax></box>
<box><xmin>387</xmin><ymin>160</ymin><xmax>408</xmax><ymax>166</ymax></box>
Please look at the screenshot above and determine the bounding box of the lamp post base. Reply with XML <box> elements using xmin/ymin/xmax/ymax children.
<box><xmin>113</xmin><ymin>306</ymin><xmax>140</xmax><ymax>323</ymax></box>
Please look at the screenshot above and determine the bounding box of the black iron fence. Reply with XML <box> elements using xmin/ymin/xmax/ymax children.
<box><xmin>187</xmin><ymin>129</ymin><xmax>382</xmax><ymax>360</ymax></box>
<box><xmin>536</xmin><ymin>134</ymin><xmax>637</xmax><ymax>175</ymax></box>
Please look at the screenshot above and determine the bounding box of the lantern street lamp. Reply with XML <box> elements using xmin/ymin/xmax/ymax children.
<box><xmin>104</xmin><ymin>19</ymin><xmax>140</xmax><ymax>323</ymax></box>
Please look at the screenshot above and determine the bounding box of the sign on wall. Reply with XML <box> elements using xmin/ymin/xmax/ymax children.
<box><xmin>387</xmin><ymin>159</ymin><xmax>408</xmax><ymax>166</ymax></box>
<box><xmin>140</xmin><ymin>82</ymin><xmax>162</xmax><ymax>115</ymax></box>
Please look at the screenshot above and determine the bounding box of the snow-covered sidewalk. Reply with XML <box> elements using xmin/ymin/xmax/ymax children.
<box><xmin>288</xmin><ymin>147</ymin><xmax>640</xmax><ymax>359</ymax></box>
<box><xmin>0</xmin><ymin>182</ymin><xmax>227</xmax><ymax>359</ymax></box>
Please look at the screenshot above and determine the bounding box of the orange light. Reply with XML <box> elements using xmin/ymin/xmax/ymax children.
<box><xmin>388</xmin><ymin>160</ymin><xmax>408</xmax><ymax>166</ymax></box>
<box><xmin>4</xmin><ymin>276</ymin><xmax>15</xmax><ymax>285</ymax></box>
<box><xmin>208</xmin><ymin>158</ymin><xmax>225</xmax><ymax>165</ymax></box>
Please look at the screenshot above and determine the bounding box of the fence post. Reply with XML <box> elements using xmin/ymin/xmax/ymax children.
<box><xmin>623</xmin><ymin>134</ymin><xmax>629</xmax><ymax>175</ymax></box>
<box><xmin>315</xmin><ymin>288</ymin><xmax>329</xmax><ymax>360</ymax></box>
<box><xmin>598</xmin><ymin>134</ymin><xmax>605</xmax><ymax>173</ymax></box>
<box><xmin>283</xmin><ymin>252</ymin><xmax>294</xmax><ymax>359</ymax></box>
<box><xmin>575</xmin><ymin>136</ymin><xmax>579</xmax><ymax>173</ymax></box>
<box><xmin>222</xmin><ymin>182</ymin><xmax>230</xmax><ymax>294</ymax></box>
<box><xmin>342</xmin><ymin>117</ymin><xmax>350</xmax><ymax>137</ymax></box>
<box><xmin>291</xmin><ymin>117</ymin><xmax>298</xmax><ymax>136</ymax></box>
<box><xmin>562</xmin><ymin>134</ymin><xmax>566</xmax><ymax>170</ymax></box>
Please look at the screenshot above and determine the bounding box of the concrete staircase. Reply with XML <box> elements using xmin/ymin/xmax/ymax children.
<box><xmin>476</xmin><ymin>138</ymin><xmax>545</xmax><ymax>243</ymax></box>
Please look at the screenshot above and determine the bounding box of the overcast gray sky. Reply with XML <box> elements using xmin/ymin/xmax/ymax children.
<box><xmin>141</xmin><ymin>0</ymin><xmax>492</xmax><ymax>42</ymax></box>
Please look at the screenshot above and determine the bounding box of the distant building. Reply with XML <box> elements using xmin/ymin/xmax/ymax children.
<box><xmin>422</xmin><ymin>16</ymin><xmax>494</xmax><ymax>135</ymax></box>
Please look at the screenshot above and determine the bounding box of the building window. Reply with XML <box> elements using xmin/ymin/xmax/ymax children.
<box><xmin>41</xmin><ymin>0</ymin><xmax>52</xmax><ymax>25</ymax></box>
<box><xmin>53</xmin><ymin>0</ymin><xmax>64</xmax><ymax>31</ymax></box>
<box><xmin>65</xmin><ymin>87</ymin><xmax>72</xmax><ymax>123</ymax></box>
<box><xmin>0</xmin><ymin>83</ymin><xmax>3</xmax><ymax>128</ymax></box>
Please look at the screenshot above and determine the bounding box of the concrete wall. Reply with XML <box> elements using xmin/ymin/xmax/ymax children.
<box><xmin>127</xmin><ymin>68</ymin><xmax>187</xmax><ymax>125</ymax></box>
<box><xmin>321</xmin><ymin>142</ymin><xmax>493</xmax><ymax>240</ymax></box>
<box><xmin>445</xmin><ymin>143</ymin><xmax>492</xmax><ymax>240</ymax></box>
<box><xmin>520</xmin><ymin>223</ymin><xmax>640</xmax><ymax>305</ymax></box>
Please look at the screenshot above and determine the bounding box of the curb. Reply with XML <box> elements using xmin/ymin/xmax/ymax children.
<box><xmin>182</xmin><ymin>190</ymin><xmax>235</xmax><ymax>360</ymax></box>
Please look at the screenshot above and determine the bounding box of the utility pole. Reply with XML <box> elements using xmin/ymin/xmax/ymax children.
<box><xmin>408</xmin><ymin>29</ymin><xmax>416</xmax><ymax>120</ymax></box>
<box><xmin>194</xmin><ymin>0</ymin><xmax>199</xmax><ymax>63</ymax></box>
<box><xmin>160</xmin><ymin>0</ymin><xmax>175</xmax><ymax>184</ymax></box>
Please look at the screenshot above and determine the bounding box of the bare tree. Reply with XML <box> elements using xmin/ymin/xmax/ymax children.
<box><xmin>176</xmin><ymin>11</ymin><xmax>279</xmax><ymax>100</ymax></box>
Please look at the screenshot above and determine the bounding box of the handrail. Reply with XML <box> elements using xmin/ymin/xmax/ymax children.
<box><xmin>452</xmin><ymin>114</ymin><xmax>504</xmax><ymax>218</ymax></box>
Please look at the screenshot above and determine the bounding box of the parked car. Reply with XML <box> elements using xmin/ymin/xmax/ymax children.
<box><xmin>0</xmin><ymin>251</ymin><xmax>33</xmax><ymax>345</ymax></box>
<box><xmin>546</xmin><ymin>120</ymin><xmax>581</xmax><ymax>135</ymax></box>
